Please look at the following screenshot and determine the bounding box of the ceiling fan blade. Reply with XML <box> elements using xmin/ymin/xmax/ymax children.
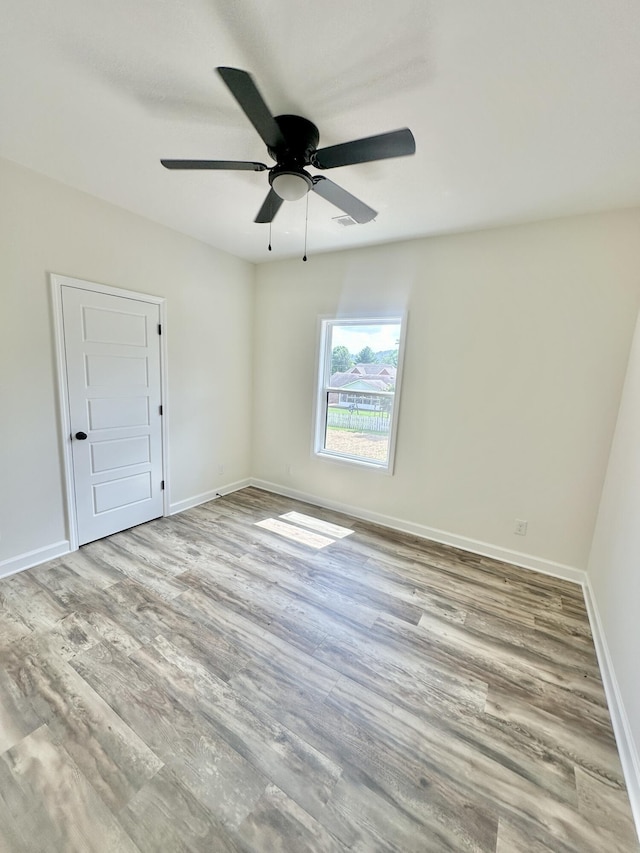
<box><xmin>312</xmin><ymin>177</ymin><xmax>377</xmax><ymax>223</ymax></box>
<box><xmin>255</xmin><ymin>188</ymin><xmax>284</xmax><ymax>223</ymax></box>
<box><xmin>312</xmin><ymin>128</ymin><xmax>415</xmax><ymax>170</ymax></box>
<box><xmin>217</xmin><ymin>67</ymin><xmax>286</xmax><ymax>151</ymax></box>
<box><xmin>161</xmin><ymin>159</ymin><xmax>268</xmax><ymax>171</ymax></box>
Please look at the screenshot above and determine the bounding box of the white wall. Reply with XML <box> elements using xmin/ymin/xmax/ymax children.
<box><xmin>0</xmin><ymin>157</ymin><xmax>254</xmax><ymax>568</ymax></box>
<box><xmin>253</xmin><ymin>210</ymin><xmax>640</xmax><ymax>572</ymax></box>
<box><xmin>588</xmin><ymin>309</ymin><xmax>640</xmax><ymax>811</ymax></box>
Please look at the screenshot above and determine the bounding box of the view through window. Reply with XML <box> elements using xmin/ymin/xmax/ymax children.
<box><xmin>315</xmin><ymin>318</ymin><xmax>404</xmax><ymax>469</ymax></box>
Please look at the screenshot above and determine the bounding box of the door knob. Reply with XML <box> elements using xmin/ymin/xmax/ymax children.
<box><xmin>75</xmin><ymin>431</ymin><xmax>88</xmax><ymax>440</ymax></box>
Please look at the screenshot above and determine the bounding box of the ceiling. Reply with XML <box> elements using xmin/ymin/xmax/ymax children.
<box><xmin>2</xmin><ymin>1</ymin><xmax>640</xmax><ymax>263</ymax></box>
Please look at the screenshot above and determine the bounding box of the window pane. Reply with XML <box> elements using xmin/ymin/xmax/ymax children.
<box><xmin>324</xmin><ymin>391</ymin><xmax>393</xmax><ymax>464</ymax></box>
<box><xmin>317</xmin><ymin>317</ymin><xmax>404</xmax><ymax>470</ymax></box>
<box><xmin>330</xmin><ymin>323</ymin><xmax>401</xmax><ymax>374</ymax></box>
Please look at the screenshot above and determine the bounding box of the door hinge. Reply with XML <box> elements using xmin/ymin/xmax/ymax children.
<box><xmin>161</xmin><ymin>480</ymin><xmax>165</xmax><ymax>490</ymax></box>
<box><xmin>158</xmin><ymin>323</ymin><xmax>162</xmax><ymax>335</ymax></box>
<box><xmin>159</xmin><ymin>404</ymin><xmax>163</xmax><ymax>415</ymax></box>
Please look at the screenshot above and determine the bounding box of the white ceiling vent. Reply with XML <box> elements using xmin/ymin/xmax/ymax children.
<box><xmin>332</xmin><ymin>214</ymin><xmax>358</xmax><ymax>227</ymax></box>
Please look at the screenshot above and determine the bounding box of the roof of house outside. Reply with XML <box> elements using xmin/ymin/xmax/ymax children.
<box><xmin>336</xmin><ymin>379</ymin><xmax>390</xmax><ymax>392</ymax></box>
<box><xmin>349</xmin><ymin>363</ymin><xmax>397</xmax><ymax>376</ymax></box>
<box><xmin>330</xmin><ymin>367</ymin><xmax>395</xmax><ymax>391</ymax></box>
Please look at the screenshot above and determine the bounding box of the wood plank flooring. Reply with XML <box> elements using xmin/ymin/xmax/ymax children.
<box><xmin>0</xmin><ymin>487</ymin><xmax>638</xmax><ymax>851</ymax></box>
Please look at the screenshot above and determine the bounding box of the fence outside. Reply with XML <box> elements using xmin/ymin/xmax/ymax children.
<box><xmin>327</xmin><ymin>411</ymin><xmax>391</xmax><ymax>434</ymax></box>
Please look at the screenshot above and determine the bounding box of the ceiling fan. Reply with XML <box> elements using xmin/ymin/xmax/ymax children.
<box><xmin>161</xmin><ymin>67</ymin><xmax>416</xmax><ymax>225</ymax></box>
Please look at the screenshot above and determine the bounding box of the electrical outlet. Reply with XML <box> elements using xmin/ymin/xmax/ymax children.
<box><xmin>285</xmin><ymin>464</ymin><xmax>292</xmax><ymax>476</ymax></box>
<box><xmin>218</xmin><ymin>464</ymin><xmax>224</xmax><ymax>475</ymax></box>
<box><xmin>514</xmin><ymin>519</ymin><xmax>528</xmax><ymax>536</ymax></box>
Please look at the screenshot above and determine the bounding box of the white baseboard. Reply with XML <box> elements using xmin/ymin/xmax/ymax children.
<box><xmin>249</xmin><ymin>478</ymin><xmax>585</xmax><ymax>585</ymax></box>
<box><xmin>0</xmin><ymin>540</ymin><xmax>70</xmax><ymax>580</ymax></box>
<box><xmin>0</xmin><ymin>479</ymin><xmax>253</xmax><ymax>579</ymax></box>
<box><xmin>582</xmin><ymin>578</ymin><xmax>640</xmax><ymax>839</ymax></box>
<box><xmin>169</xmin><ymin>478</ymin><xmax>251</xmax><ymax>515</ymax></box>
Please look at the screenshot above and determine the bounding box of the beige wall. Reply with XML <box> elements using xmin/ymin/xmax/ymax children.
<box><xmin>253</xmin><ymin>210</ymin><xmax>640</xmax><ymax>571</ymax></box>
<box><xmin>0</xmin><ymin>157</ymin><xmax>254</xmax><ymax>566</ymax></box>
<box><xmin>588</xmin><ymin>309</ymin><xmax>640</xmax><ymax>791</ymax></box>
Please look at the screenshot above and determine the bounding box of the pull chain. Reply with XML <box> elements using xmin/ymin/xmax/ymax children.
<box><xmin>268</xmin><ymin>219</ymin><xmax>272</xmax><ymax>252</ymax></box>
<box><xmin>302</xmin><ymin>193</ymin><xmax>309</xmax><ymax>262</ymax></box>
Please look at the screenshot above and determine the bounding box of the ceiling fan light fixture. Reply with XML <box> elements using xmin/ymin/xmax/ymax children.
<box><xmin>271</xmin><ymin>170</ymin><xmax>312</xmax><ymax>201</ymax></box>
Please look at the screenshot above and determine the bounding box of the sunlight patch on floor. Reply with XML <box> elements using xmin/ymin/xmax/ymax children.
<box><xmin>278</xmin><ymin>512</ymin><xmax>353</xmax><ymax>540</ymax></box>
<box><xmin>254</xmin><ymin>517</ymin><xmax>335</xmax><ymax>549</ymax></box>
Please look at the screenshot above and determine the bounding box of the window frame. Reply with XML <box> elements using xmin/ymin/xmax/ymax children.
<box><xmin>313</xmin><ymin>315</ymin><xmax>407</xmax><ymax>473</ymax></box>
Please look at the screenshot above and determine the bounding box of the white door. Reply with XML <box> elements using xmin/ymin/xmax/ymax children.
<box><xmin>61</xmin><ymin>285</ymin><xmax>164</xmax><ymax>546</ymax></box>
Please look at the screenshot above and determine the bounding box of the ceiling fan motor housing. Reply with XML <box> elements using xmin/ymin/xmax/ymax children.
<box><xmin>269</xmin><ymin>115</ymin><xmax>320</xmax><ymax>168</ymax></box>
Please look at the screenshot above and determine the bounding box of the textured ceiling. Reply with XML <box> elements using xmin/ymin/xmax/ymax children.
<box><xmin>2</xmin><ymin>1</ymin><xmax>640</xmax><ymax>262</ymax></box>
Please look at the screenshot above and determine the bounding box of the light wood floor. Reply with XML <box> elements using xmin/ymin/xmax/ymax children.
<box><xmin>0</xmin><ymin>487</ymin><xmax>637</xmax><ymax>852</ymax></box>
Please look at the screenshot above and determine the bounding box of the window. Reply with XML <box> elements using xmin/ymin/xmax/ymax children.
<box><xmin>314</xmin><ymin>317</ymin><xmax>405</xmax><ymax>471</ymax></box>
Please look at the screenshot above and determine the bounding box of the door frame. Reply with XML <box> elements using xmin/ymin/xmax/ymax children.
<box><xmin>51</xmin><ymin>273</ymin><xmax>170</xmax><ymax>552</ymax></box>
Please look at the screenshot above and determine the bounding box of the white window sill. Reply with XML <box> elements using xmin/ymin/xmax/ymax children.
<box><xmin>314</xmin><ymin>448</ymin><xmax>393</xmax><ymax>474</ymax></box>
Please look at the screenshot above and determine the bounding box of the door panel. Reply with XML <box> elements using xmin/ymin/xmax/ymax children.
<box><xmin>61</xmin><ymin>286</ymin><xmax>164</xmax><ymax>545</ymax></box>
<box><xmin>90</xmin><ymin>436</ymin><xmax>151</xmax><ymax>473</ymax></box>
<box><xmin>85</xmin><ymin>354</ymin><xmax>149</xmax><ymax>387</ymax></box>
<box><xmin>88</xmin><ymin>396</ymin><xmax>150</xmax><ymax>430</ymax></box>
<box><xmin>93</xmin><ymin>472</ymin><xmax>152</xmax><ymax>514</ymax></box>
<box><xmin>82</xmin><ymin>305</ymin><xmax>148</xmax><ymax>345</ymax></box>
